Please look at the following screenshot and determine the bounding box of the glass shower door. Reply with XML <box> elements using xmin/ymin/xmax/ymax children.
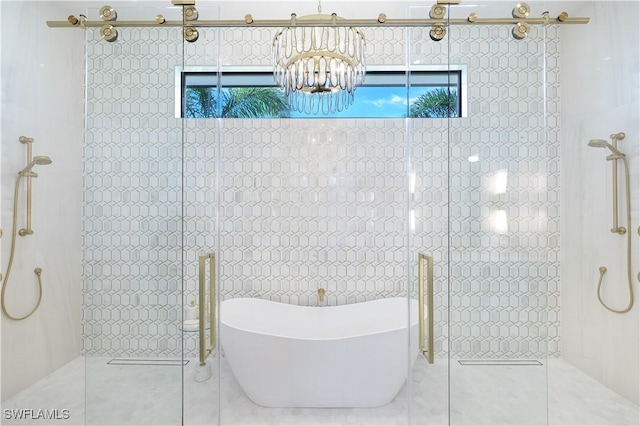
<box><xmin>446</xmin><ymin>3</ymin><xmax>554</xmax><ymax>424</ymax></box>
<box><xmin>180</xmin><ymin>7</ymin><xmax>222</xmax><ymax>426</ymax></box>
<box><xmin>75</xmin><ymin>2</ymin><xmax>564</xmax><ymax>425</ymax></box>
<box><xmin>406</xmin><ymin>6</ymin><xmax>452</xmax><ymax>424</ymax></box>
<box><xmin>209</xmin><ymin>22</ymin><xmax>416</xmax><ymax>426</ymax></box>
<box><xmin>83</xmin><ymin>4</ymin><xmax>186</xmax><ymax>425</ymax></box>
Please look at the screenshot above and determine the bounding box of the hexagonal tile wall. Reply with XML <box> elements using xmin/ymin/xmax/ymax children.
<box><xmin>84</xmin><ymin>24</ymin><xmax>560</xmax><ymax>360</ymax></box>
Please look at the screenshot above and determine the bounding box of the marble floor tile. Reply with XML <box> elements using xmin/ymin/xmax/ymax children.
<box><xmin>2</xmin><ymin>357</ymin><xmax>638</xmax><ymax>426</ymax></box>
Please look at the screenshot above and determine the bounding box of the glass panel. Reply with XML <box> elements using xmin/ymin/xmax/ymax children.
<box><xmin>211</xmin><ymin>23</ymin><xmax>413</xmax><ymax>426</ymax></box>
<box><xmin>408</xmin><ymin>6</ymin><xmax>451</xmax><ymax>425</ymax></box>
<box><xmin>446</xmin><ymin>3</ymin><xmax>551</xmax><ymax>425</ymax></box>
<box><xmin>83</xmin><ymin>6</ymin><xmax>185</xmax><ymax>425</ymax></box>
<box><xmin>181</xmin><ymin>10</ymin><xmax>222</xmax><ymax>425</ymax></box>
<box><xmin>215</xmin><ymin>119</ymin><xmax>411</xmax><ymax>425</ymax></box>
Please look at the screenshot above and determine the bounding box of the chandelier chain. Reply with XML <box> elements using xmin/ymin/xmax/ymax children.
<box><xmin>317</xmin><ymin>0</ymin><xmax>322</xmax><ymax>14</ymax></box>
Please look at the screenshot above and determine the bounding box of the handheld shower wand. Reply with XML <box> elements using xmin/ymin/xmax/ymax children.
<box><xmin>1</xmin><ymin>136</ymin><xmax>52</xmax><ymax>320</ymax></box>
<box><xmin>587</xmin><ymin>138</ymin><xmax>625</xmax><ymax>158</ymax></box>
<box><xmin>587</xmin><ymin>132</ymin><xmax>634</xmax><ymax>314</ymax></box>
<box><xmin>20</xmin><ymin>155</ymin><xmax>53</xmax><ymax>176</ymax></box>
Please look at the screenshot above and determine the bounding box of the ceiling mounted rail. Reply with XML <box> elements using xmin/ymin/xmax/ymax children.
<box><xmin>48</xmin><ymin>0</ymin><xmax>589</xmax><ymax>32</ymax></box>
<box><xmin>47</xmin><ymin>1</ymin><xmax>589</xmax><ymax>115</ymax></box>
<box><xmin>48</xmin><ymin>1</ymin><xmax>588</xmax><ymax>47</ymax></box>
<box><xmin>47</xmin><ymin>15</ymin><xmax>590</xmax><ymax>29</ymax></box>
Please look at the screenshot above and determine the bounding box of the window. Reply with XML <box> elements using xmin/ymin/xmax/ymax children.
<box><xmin>176</xmin><ymin>65</ymin><xmax>467</xmax><ymax>119</ymax></box>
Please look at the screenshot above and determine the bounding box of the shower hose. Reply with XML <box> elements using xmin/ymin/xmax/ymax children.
<box><xmin>595</xmin><ymin>156</ymin><xmax>634</xmax><ymax>314</ymax></box>
<box><xmin>1</xmin><ymin>174</ymin><xmax>44</xmax><ymax>320</ymax></box>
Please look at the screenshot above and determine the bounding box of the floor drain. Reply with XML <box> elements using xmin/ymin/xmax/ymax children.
<box><xmin>107</xmin><ymin>358</ymin><xmax>188</xmax><ymax>366</ymax></box>
<box><xmin>458</xmin><ymin>359</ymin><xmax>543</xmax><ymax>366</ymax></box>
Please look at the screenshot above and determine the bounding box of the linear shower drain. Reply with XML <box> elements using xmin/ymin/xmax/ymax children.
<box><xmin>458</xmin><ymin>360</ymin><xmax>543</xmax><ymax>366</ymax></box>
<box><xmin>107</xmin><ymin>358</ymin><xmax>189</xmax><ymax>366</ymax></box>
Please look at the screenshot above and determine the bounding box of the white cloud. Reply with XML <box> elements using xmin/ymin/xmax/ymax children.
<box><xmin>365</xmin><ymin>95</ymin><xmax>407</xmax><ymax>108</ymax></box>
<box><xmin>364</xmin><ymin>94</ymin><xmax>421</xmax><ymax>109</ymax></box>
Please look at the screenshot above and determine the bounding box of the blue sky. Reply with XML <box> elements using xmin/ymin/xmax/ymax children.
<box><xmin>185</xmin><ymin>85</ymin><xmax>450</xmax><ymax>118</ymax></box>
<box><xmin>291</xmin><ymin>86</ymin><xmax>436</xmax><ymax>118</ymax></box>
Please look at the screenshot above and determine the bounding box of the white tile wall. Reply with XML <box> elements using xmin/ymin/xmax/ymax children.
<box><xmin>1</xmin><ymin>0</ymin><xmax>84</xmax><ymax>399</ymax></box>
<box><xmin>560</xmin><ymin>0</ymin><xmax>640</xmax><ymax>405</ymax></box>
<box><xmin>83</xmin><ymin>13</ymin><xmax>560</xmax><ymax>359</ymax></box>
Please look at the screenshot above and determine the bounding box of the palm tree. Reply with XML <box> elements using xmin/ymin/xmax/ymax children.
<box><xmin>409</xmin><ymin>88</ymin><xmax>458</xmax><ymax>118</ymax></box>
<box><xmin>185</xmin><ymin>87</ymin><xmax>216</xmax><ymax>118</ymax></box>
<box><xmin>185</xmin><ymin>87</ymin><xmax>290</xmax><ymax>118</ymax></box>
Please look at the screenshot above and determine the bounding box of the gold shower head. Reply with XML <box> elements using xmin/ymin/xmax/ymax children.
<box><xmin>588</xmin><ymin>139</ymin><xmax>624</xmax><ymax>157</ymax></box>
<box><xmin>19</xmin><ymin>156</ymin><xmax>52</xmax><ymax>175</ymax></box>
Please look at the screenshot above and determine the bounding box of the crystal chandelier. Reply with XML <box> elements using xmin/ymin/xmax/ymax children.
<box><xmin>272</xmin><ymin>3</ymin><xmax>366</xmax><ymax>115</ymax></box>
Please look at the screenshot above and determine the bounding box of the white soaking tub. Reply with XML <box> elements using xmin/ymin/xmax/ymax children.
<box><xmin>220</xmin><ymin>297</ymin><xmax>423</xmax><ymax>408</ymax></box>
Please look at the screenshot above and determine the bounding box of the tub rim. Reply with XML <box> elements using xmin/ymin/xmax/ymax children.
<box><xmin>220</xmin><ymin>296</ymin><xmax>424</xmax><ymax>341</ymax></box>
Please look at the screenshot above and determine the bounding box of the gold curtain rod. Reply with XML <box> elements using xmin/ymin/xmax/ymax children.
<box><xmin>46</xmin><ymin>16</ymin><xmax>589</xmax><ymax>29</ymax></box>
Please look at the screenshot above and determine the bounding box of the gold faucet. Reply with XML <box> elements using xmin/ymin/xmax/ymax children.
<box><xmin>317</xmin><ymin>288</ymin><xmax>325</xmax><ymax>303</ymax></box>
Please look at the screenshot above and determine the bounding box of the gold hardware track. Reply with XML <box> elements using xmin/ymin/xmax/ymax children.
<box><xmin>46</xmin><ymin>16</ymin><xmax>589</xmax><ymax>29</ymax></box>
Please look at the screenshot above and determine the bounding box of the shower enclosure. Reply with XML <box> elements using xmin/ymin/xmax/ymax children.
<box><xmin>78</xmin><ymin>1</ymin><xmax>558</xmax><ymax>424</ymax></box>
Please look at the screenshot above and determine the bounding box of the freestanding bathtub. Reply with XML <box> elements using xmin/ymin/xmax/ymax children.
<box><xmin>220</xmin><ymin>297</ymin><xmax>423</xmax><ymax>408</ymax></box>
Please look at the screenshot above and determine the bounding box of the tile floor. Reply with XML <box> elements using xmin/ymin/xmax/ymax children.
<box><xmin>1</xmin><ymin>356</ymin><xmax>638</xmax><ymax>425</ymax></box>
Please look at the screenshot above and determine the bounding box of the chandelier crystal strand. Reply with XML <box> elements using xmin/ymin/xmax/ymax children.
<box><xmin>273</xmin><ymin>10</ymin><xmax>366</xmax><ymax>114</ymax></box>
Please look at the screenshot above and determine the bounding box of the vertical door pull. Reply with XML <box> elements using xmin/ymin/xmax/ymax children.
<box><xmin>418</xmin><ymin>253</ymin><xmax>434</xmax><ymax>364</ymax></box>
<box><xmin>198</xmin><ymin>252</ymin><xmax>216</xmax><ymax>365</ymax></box>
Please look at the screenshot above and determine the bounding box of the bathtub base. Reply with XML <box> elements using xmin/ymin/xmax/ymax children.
<box><xmin>220</xmin><ymin>298</ymin><xmax>422</xmax><ymax>408</ymax></box>
<box><xmin>224</xmin><ymin>330</ymin><xmax>418</xmax><ymax>407</ymax></box>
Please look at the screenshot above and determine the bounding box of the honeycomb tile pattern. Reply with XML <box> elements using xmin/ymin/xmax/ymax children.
<box><xmin>217</xmin><ymin>119</ymin><xmax>409</xmax><ymax>305</ymax></box>
<box><xmin>84</xmin><ymin>27</ymin><xmax>185</xmax><ymax>356</ymax></box>
<box><xmin>84</xmin><ymin>23</ymin><xmax>560</xmax><ymax>359</ymax></box>
<box><xmin>448</xmin><ymin>25</ymin><xmax>561</xmax><ymax>358</ymax></box>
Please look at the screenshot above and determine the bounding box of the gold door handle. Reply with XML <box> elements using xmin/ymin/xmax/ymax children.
<box><xmin>198</xmin><ymin>252</ymin><xmax>216</xmax><ymax>365</ymax></box>
<box><xmin>418</xmin><ymin>253</ymin><xmax>434</xmax><ymax>364</ymax></box>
